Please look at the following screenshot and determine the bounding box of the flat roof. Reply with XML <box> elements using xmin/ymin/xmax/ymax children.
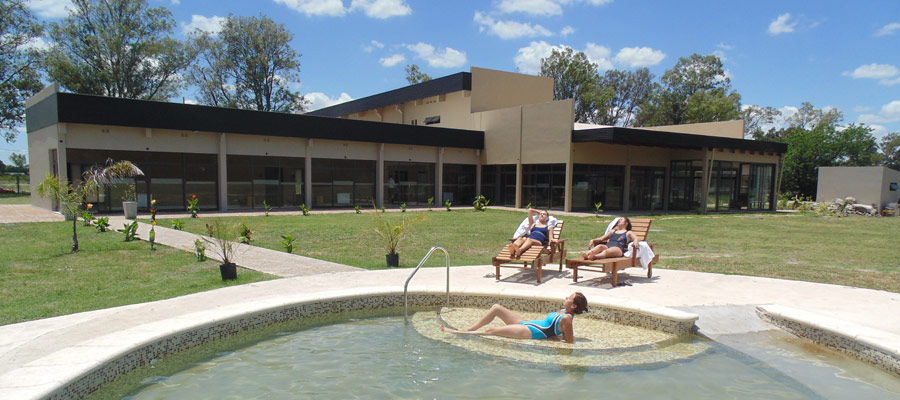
<box><xmin>572</xmin><ymin>126</ymin><xmax>788</xmax><ymax>153</ymax></box>
<box><xmin>26</xmin><ymin>92</ymin><xmax>485</xmax><ymax>149</ymax></box>
<box><xmin>307</xmin><ymin>72</ymin><xmax>471</xmax><ymax>118</ymax></box>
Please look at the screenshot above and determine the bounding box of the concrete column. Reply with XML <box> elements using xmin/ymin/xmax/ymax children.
<box><xmin>376</xmin><ymin>143</ymin><xmax>384</xmax><ymax>207</ymax></box>
<box><xmin>515</xmin><ymin>162</ymin><xmax>523</xmax><ymax>209</ymax></box>
<box><xmin>701</xmin><ymin>148</ymin><xmax>713</xmax><ymax>213</ymax></box>
<box><xmin>56</xmin><ymin>123</ymin><xmax>68</xmax><ymax>182</ymax></box>
<box><xmin>564</xmin><ymin>144</ymin><xmax>574</xmax><ymax>212</ymax></box>
<box><xmin>217</xmin><ymin>133</ymin><xmax>228</xmax><ymax>211</ymax></box>
<box><xmin>475</xmin><ymin>150</ymin><xmax>482</xmax><ymax>196</ymax></box>
<box><xmin>305</xmin><ymin>139</ymin><xmax>313</xmax><ymax>207</ymax></box>
<box><xmin>436</xmin><ymin>147</ymin><xmax>444</xmax><ymax>203</ymax></box>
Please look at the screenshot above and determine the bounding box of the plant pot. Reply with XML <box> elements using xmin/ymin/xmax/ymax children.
<box><xmin>219</xmin><ymin>262</ymin><xmax>237</xmax><ymax>280</ymax></box>
<box><xmin>122</xmin><ymin>201</ymin><xmax>138</xmax><ymax>219</ymax></box>
<box><xmin>386</xmin><ymin>253</ymin><xmax>399</xmax><ymax>267</ymax></box>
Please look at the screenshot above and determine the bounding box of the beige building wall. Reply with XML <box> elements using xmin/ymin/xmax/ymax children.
<box><xmin>27</xmin><ymin>124</ymin><xmax>62</xmax><ymax>210</ymax></box>
<box><xmin>520</xmin><ymin>100</ymin><xmax>573</xmax><ymax>164</ymax></box>
<box><xmin>345</xmin><ymin>90</ymin><xmax>475</xmax><ymax>129</ymax></box>
<box><xmin>476</xmin><ymin>106</ymin><xmax>523</xmax><ymax>165</ymax></box>
<box><xmin>817</xmin><ymin>166</ymin><xmax>900</xmax><ymax>211</ymax></box>
<box><xmin>470</xmin><ymin>67</ymin><xmax>553</xmax><ymax>113</ymax></box>
<box><xmin>643</xmin><ymin>120</ymin><xmax>745</xmax><ymax>139</ymax></box>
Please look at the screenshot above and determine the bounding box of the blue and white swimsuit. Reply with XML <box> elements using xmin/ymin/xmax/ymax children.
<box><xmin>520</xmin><ymin>310</ymin><xmax>570</xmax><ymax>339</ymax></box>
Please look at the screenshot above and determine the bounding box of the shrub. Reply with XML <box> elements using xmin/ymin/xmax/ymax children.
<box><xmin>118</xmin><ymin>221</ymin><xmax>139</xmax><ymax>242</ymax></box>
<box><xmin>472</xmin><ymin>195</ymin><xmax>489</xmax><ymax>212</ymax></box>
<box><xmin>444</xmin><ymin>200</ymin><xmax>452</xmax><ymax>211</ymax></box>
<box><xmin>280</xmin><ymin>234</ymin><xmax>296</xmax><ymax>253</ymax></box>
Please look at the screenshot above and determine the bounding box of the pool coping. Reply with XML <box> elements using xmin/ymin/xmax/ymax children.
<box><xmin>0</xmin><ymin>287</ymin><xmax>698</xmax><ymax>400</ymax></box>
<box><xmin>756</xmin><ymin>304</ymin><xmax>900</xmax><ymax>376</ymax></box>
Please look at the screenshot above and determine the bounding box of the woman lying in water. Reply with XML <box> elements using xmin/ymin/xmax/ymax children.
<box><xmin>440</xmin><ymin>293</ymin><xmax>588</xmax><ymax>343</ymax></box>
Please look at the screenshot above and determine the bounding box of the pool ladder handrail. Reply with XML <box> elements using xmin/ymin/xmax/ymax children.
<box><xmin>404</xmin><ymin>245</ymin><xmax>450</xmax><ymax>321</ymax></box>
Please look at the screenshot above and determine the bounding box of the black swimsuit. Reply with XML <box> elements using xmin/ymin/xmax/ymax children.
<box><xmin>607</xmin><ymin>231</ymin><xmax>628</xmax><ymax>251</ymax></box>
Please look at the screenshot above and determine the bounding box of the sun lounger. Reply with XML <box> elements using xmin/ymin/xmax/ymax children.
<box><xmin>565</xmin><ymin>218</ymin><xmax>658</xmax><ymax>286</ymax></box>
<box><xmin>492</xmin><ymin>220</ymin><xmax>566</xmax><ymax>283</ymax></box>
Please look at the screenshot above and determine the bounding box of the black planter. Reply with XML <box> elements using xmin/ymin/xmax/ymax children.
<box><xmin>386</xmin><ymin>253</ymin><xmax>399</xmax><ymax>267</ymax></box>
<box><xmin>219</xmin><ymin>262</ymin><xmax>237</xmax><ymax>280</ymax></box>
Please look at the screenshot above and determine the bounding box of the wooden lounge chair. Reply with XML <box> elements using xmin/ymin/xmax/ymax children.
<box><xmin>565</xmin><ymin>218</ymin><xmax>659</xmax><ymax>287</ymax></box>
<box><xmin>492</xmin><ymin>220</ymin><xmax>566</xmax><ymax>283</ymax></box>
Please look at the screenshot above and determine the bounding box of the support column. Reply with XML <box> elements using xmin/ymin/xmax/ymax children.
<box><xmin>305</xmin><ymin>139</ymin><xmax>313</xmax><ymax>207</ymax></box>
<box><xmin>564</xmin><ymin>144</ymin><xmax>574</xmax><ymax>212</ymax></box>
<box><xmin>475</xmin><ymin>150</ymin><xmax>482</xmax><ymax>196</ymax></box>
<box><xmin>217</xmin><ymin>133</ymin><xmax>227</xmax><ymax>211</ymax></box>
<box><xmin>515</xmin><ymin>162</ymin><xmax>523</xmax><ymax>209</ymax></box>
<box><xmin>436</xmin><ymin>147</ymin><xmax>444</xmax><ymax>204</ymax></box>
<box><xmin>701</xmin><ymin>148</ymin><xmax>713</xmax><ymax>213</ymax></box>
<box><xmin>376</xmin><ymin>143</ymin><xmax>384</xmax><ymax>207</ymax></box>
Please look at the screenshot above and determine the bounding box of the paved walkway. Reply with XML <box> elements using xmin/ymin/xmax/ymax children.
<box><xmin>0</xmin><ymin>205</ymin><xmax>64</xmax><ymax>223</ymax></box>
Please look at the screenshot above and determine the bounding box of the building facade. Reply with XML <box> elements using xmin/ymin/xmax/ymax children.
<box><xmin>26</xmin><ymin>67</ymin><xmax>786</xmax><ymax>214</ymax></box>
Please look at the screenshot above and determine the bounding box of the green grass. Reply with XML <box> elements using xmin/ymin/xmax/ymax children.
<box><xmin>161</xmin><ymin>210</ymin><xmax>900</xmax><ymax>292</ymax></box>
<box><xmin>0</xmin><ymin>221</ymin><xmax>276</xmax><ymax>325</ymax></box>
<box><xmin>0</xmin><ymin>192</ymin><xmax>31</xmax><ymax>205</ymax></box>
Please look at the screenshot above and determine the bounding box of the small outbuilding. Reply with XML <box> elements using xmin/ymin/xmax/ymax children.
<box><xmin>816</xmin><ymin>166</ymin><xmax>900</xmax><ymax>213</ymax></box>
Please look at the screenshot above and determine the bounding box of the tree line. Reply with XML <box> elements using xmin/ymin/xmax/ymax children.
<box><xmin>2</xmin><ymin>0</ymin><xmax>898</xmax><ymax>197</ymax></box>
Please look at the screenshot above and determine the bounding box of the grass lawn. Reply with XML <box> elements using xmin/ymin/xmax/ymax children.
<box><xmin>161</xmin><ymin>209</ymin><xmax>900</xmax><ymax>293</ymax></box>
<box><xmin>0</xmin><ymin>192</ymin><xmax>31</xmax><ymax>205</ymax></box>
<box><xmin>0</xmin><ymin>221</ymin><xmax>276</xmax><ymax>325</ymax></box>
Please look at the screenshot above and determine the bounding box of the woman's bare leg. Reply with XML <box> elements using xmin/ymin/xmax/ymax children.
<box><xmin>466</xmin><ymin>304</ymin><xmax>524</xmax><ymax>331</ymax></box>
<box><xmin>583</xmin><ymin>244</ymin><xmax>608</xmax><ymax>260</ymax></box>
<box><xmin>518</xmin><ymin>238</ymin><xmax>541</xmax><ymax>255</ymax></box>
<box><xmin>441</xmin><ymin>324</ymin><xmax>533</xmax><ymax>339</ymax></box>
<box><xmin>509</xmin><ymin>237</ymin><xmax>527</xmax><ymax>258</ymax></box>
<box><xmin>594</xmin><ymin>246</ymin><xmax>623</xmax><ymax>259</ymax></box>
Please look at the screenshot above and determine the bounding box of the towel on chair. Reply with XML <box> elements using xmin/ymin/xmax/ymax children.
<box><xmin>512</xmin><ymin>215</ymin><xmax>558</xmax><ymax>239</ymax></box>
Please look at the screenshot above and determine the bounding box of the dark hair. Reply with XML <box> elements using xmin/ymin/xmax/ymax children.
<box><xmin>572</xmin><ymin>292</ymin><xmax>588</xmax><ymax>315</ymax></box>
<box><xmin>620</xmin><ymin>217</ymin><xmax>632</xmax><ymax>231</ymax></box>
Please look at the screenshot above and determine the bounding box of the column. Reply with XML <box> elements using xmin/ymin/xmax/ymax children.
<box><xmin>376</xmin><ymin>143</ymin><xmax>384</xmax><ymax>207</ymax></box>
<box><xmin>564</xmin><ymin>144</ymin><xmax>574</xmax><ymax>212</ymax></box>
<box><xmin>217</xmin><ymin>133</ymin><xmax>227</xmax><ymax>211</ymax></box>
<box><xmin>436</xmin><ymin>147</ymin><xmax>444</xmax><ymax>204</ymax></box>
<box><xmin>304</xmin><ymin>139</ymin><xmax>312</xmax><ymax>207</ymax></box>
<box><xmin>475</xmin><ymin>150</ymin><xmax>482</xmax><ymax>196</ymax></box>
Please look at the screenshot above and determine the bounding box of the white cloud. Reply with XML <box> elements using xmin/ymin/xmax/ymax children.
<box><xmin>182</xmin><ymin>15</ymin><xmax>226</xmax><ymax>35</ymax></box>
<box><xmin>858</xmin><ymin>100</ymin><xmax>900</xmax><ymax>124</ymax></box>
<box><xmin>27</xmin><ymin>0</ymin><xmax>71</xmax><ymax>19</ymax></box>
<box><xmin>560</xmin><ymin>26</ymin><xmax>575</xmax><ymax>37</ymax></box>
<box><xmin>22</xmin><ymin>36</ymin><xmax>51</xmax><ymax>52</ymax></box>
<box><xmin>362</xmin><ymin>40</ymin><xmax>384</xmax><ymax>52</ymax></box>
<box><xmin>853</xmin><ymin>106</ymin><xmax>873</xmax><ymax>113</ymax></box>
<box><xmin>584</xmin><ymin>42</ymin><xmax>613</xmax><ymax>71</ymax></box>
<box><xmin>379</xmin><ymin>54</ymin><xmax>405</xmax><ymax>67</ymax></box>
<box><xmin>514</xmin><ymin>41</ymin><xmax>561</xmax><ymax>75</ymax></box>
<box><xmin>405</xmin><ymin>42</ymin><xmax>466</xmax><ymax>68</ymax></box>
<box><xmin>497</xmin><ymin>0</ymin><xmax>564</xmax><ymax>16</ymax></box>
<box><xmin>613</xmin><ymin>46</ymin><xmax>666</xmax><ymax>67</ymax></box>
<box><xmin>274</xmin><ymin>0</ymin><xmax>346</xmax><ymax>17</ymax></box>
<box><xmin>183</xmin><ymin>98</ymin><xmax>198</xmax><ymax>105</ymax></box>
<box><xmin>305</xmin><ymin>92</ymin><xmax>354</xmax><ymax>111</ymax></box>
<box><xmin>473</xmin><ymin>12</ymin><xmax>552</xmax><ymax>40</ymax></box>
<box><xmin>349</xmin><ymin>0</ymin><xmax>411</xmax><ymax>19</ymax></box>
<box><xmin>843</xmin><ymin>63</ymin><xmax>898</xmax><ymax>79</ymax></box>
<box><xmin>867</xmin><ymin>124</ymin><xmax>887</xmax><ymax>137</ymax></box>
<box><xmin>875</xmin><ymin>22</ymin><xmax>900</xmax><ymax>37</ymax></box>
<box><xmin>881</xmin><ymin>76</ymin><xmax>900</xmax><ymax>86</ymax></box>
<box><xmin>768</xmin><ymin>13</ymin><xmax>797</xmax><ymax>35</ymax></box>
<box><xmin>170</xmin><ymin>0</ymin><xmax>181</xmax><ymax>5</ymax></box>
<box><xmin>582</xmin><ymin>0</ymin><xmax>613</xmax><ymax>4</ymax></box>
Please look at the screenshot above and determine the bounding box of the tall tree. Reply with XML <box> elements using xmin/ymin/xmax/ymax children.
<box><xmin>0</xmin><ymin>0</ymin><xmax>44</xmax><ymax>142</ymax></box>
<box><xmin>743</xmin><ymin>105</ymin><xmax>783</xmax><ymax>139</ymax></box>
<box><xmin>879</xmin><ymin>132</ymin><xmax>900</xmax><ymax>170</ymax></box>
<box><xmin>405</xmin><ymin>64</ymin><xmax>431</xmax><ymax>85</ymax></box>
<box><xmin>635</xmin><ymin>53</ymin><xmax>742</xmax><ymax>127</ymax></box>
<box><xmin>8</xmin><ymin>153</ymin><xmax>28</xmax><ymax>173</ymax></box>
<box><xmin>45</xmin><ymin>0</ymin><xmax>194</xmax><ymax>100</ymax></box>
<box><xmin>189</xmin><ymin>14</ymin><xmax>306</xmax><ymax>113</ymax></box>
<box><xmin>540</xmin><ymin>48</ymin><xmax>611</xmax><ymax>124</ymax></box>
<box><xmin>596</xmin><ymin>68</ymin><xmax>654</xmax><ymax>126</ymax></box>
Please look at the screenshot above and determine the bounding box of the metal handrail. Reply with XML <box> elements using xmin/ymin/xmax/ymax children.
<box><xmin>404</xmin><ymin>245</ymin><xmax>450</xmax><ymax>321</ymax></box>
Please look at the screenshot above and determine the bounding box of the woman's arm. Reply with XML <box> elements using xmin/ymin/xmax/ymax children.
<box><xmin>590</xmin><ymin>231</ymin><xmax>613</xmax><ymax>247</ymax></box>
<box><xmin>526</xmin><ymin>209</ymin><xmax>538</xmax><ymax>229</ymax></box>
<box><xmin>559</xmin><ymin>315</ymin><xmax>574</xmax><ymax>343</ymax></box>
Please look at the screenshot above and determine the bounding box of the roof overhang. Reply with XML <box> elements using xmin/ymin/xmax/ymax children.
<box><xmin>572</xmin><ymin>126</ymin><xmax>788</xmax><ymax>154</ymax></box>
<box><xmin>307</xmin><ymin>72</ymin><xmax>471</xmax><ymax>117</ymax></box>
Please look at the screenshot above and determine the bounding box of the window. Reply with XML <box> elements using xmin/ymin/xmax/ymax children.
<box><xmin>572</xmin><ymin>164</ymin><xmax>624</xmax><ymax>211</ymax></box>
<box><xmin>481</xmin><ymin>165</ymin><xmax>516</xmax><ymax>207</ymax></box>
<box><xmin>442</xmin><ymin>164</ymin><xmax>476</xmax><ymax>205</ymax></box>
<box><xmin>424</xmin><ymin>116</ymin><xmax>441</xmax><ymax>125</ymax></box>
<box><xmin>891</xmin><ymin>183</ymin><xmax>898</xmax><ymax>191</ymax></box>
<box><xmin>385</xmin><ymin>161</ymin><xmax>435</xmax><ymax>205</ymax></box>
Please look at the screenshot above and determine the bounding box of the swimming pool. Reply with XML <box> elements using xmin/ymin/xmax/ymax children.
<box><xmin>123</xmin><ymin>311</ymin><xmax>900</xmax><ymax>399</ymax></box>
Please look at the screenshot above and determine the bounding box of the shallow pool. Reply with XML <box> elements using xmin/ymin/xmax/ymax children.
<box><xmin>124</xmin><ymin>311</ymin><xmax>900</xmax><ymax>399</ymax></box>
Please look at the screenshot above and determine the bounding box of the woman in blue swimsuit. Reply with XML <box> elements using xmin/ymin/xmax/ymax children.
<box><xmin>582</xmin><ymin>217</ymin><xmax>636</xmax><ymax>260</ymax></box>
<box><xmin>507</xmin><ymin>209</ymin><xmax>552</xmax><ymax>258</ymax></box>
<box><xmin>440</xmin><ymin>293</ymin><xmax>588</xmax><ymax>343</ymax></box>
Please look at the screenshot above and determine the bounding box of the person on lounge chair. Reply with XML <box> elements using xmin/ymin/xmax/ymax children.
<box><xmin>440</xmin><ymin>293</ymin><xmax>588</xmax><ymax>343</ymax></box>
<box><xmin>582</xmin><ymin>217</ymin><xmax>636</xmax><ymax>260</ymax></box>
<box><xmin>507</xmin><ymin>208</ymin><xmax>552</xmax><ymax>258</ymax></box>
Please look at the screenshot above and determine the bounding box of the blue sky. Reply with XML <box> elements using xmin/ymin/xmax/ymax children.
<box><xmin>6</xmin><ymin>0</ymin><xmax>899</xmax><ymax>164</ymax></box>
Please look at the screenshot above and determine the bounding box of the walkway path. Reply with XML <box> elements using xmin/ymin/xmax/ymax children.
<box><xmin>0</xmin><ymin>205</ymin><xmax>64</xmax><ymax>223</ymax></box>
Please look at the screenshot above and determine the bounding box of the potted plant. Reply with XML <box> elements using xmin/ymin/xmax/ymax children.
<box><xmin>122</xmin><ymin>183</ymin><xmax>138</xmax><ymax>219</ymax></box>
<box><xmin>203</xmin><ymin>219</ymin><xmax>240</xmax><ymax>280</ymax></box>
<box><xmin>372</xmin><ymin>202</ymin><xmax>423</xmax><ymax>267</ymax></box>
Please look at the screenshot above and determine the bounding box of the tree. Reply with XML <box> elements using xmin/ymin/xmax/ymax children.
<box><xmin>594</xmin><ymin>67</ymin><xmax>654</xmax><ymax>126</ymax></box>
<box><xmin>0</xmin><ymin>0</ymin><xmax>44</xmax><ymax>143</ymax></box>
<box><xmin>8</xmin><ymin>153</ymin><xmax>28</xmax><ymax>173</ymax></box>
<box><xmin>879</xmin><ymin>132</ymin><xmax>900</xmax><ymax>170</ymax></box>
<box><xmin>743</xmin><ymin>105</ymin><xmax>783</xmax><ymax>139</ymax></box>
<box><xmin>635</xmin><ymin>53</ymin><xmax>742</xmax><ymax>127</ymax></box>
<box><xmin>37</xmin><ymin>159</ymin><xmax>143</xmax><ymax>252</ymax></box>
<box><xmin>405</xmin><ymin>64</ymin><xmax>431</xmax><ymax>85</ymax></box>
<box><xmin>540</xmin><ymin>48</ymin><xmax>611</xmax><ymax>124</ymax></box>
<box><xmin>189</xmin><ymin>14</ymin><xmax>307</xmax><ymax>113</ymax></box>
<box><xmin>45</xmin><ymin>0</ymin><xmax>194</xmax><ymax>100</ymax></box>
<box><xmin>785</xmin><ymin>102</ymin><xmax>842</xmax><ymax>131</ymax></box>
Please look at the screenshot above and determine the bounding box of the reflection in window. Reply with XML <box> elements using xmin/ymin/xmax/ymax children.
<box><xmin>311</xmin><ymin>158</ymin><xmax>375</xmax><ymax>208</ymax></box>
<box><xmin>572</xmin><ymin>164</ymin><xmax>623</xmax><ymax>211</ymax></box>
<box><xmin>481</xmin><ymin>165</ymin><xmax>516</xmax><ymax>207</ymax></box>
<box><xmin>385</xmin><ymin>161</ymin><xmax>435</xmax><ymax>206</ymax></box>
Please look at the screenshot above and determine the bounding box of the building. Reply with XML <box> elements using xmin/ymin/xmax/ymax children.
<box><xmin>817</xmin><ymin>166</ymin><xmax>900</xmax><ymax>213</ymax></box>
<box><xmin>26</xmin><ymin>67</ymin><xmax>787</xmax><ymax>214</ymax></box>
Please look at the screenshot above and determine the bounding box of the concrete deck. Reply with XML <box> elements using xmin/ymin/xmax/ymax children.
<box><xmin>1</xmin><ymin>205</ymin><xmax>899</xmax><ymax>398</ymax></box>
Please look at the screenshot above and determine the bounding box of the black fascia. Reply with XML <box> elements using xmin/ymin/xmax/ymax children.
<box><xmin>27</xmin><ymin>92</ymin><xmax>484</xmax><ymax>149</ymax></box>
<box><xmin>572</xmin><ymin>126</ymin><xmax>788</xmax><ymax>153</ymax></box>
<box><xmin>307</xmin><ymin>72</ymin><xmax>472</xmax><ymax>117</ymax></box>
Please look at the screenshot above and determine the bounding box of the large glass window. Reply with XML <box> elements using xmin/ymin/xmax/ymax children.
<box><xmin>311</xmin><ymin>158</ymin><xmax>376</xmax><ymax>208</ymax></box>
<box><xmin>227</xmin><ymin>155</ymin><xmax>305</xmax><ymax>209</ymax></box>
<box><xmin>739</xmin><ymin>163</ymin><xmax>775</xmax><ymax>210</ymax></box>
<box><xmin>385</xmin><ymin>162</ymin><xmax>435</xmax><ymax>206</ymax></box>
<box><xmin>629</xmin><ymin>166</ymin><xmax>665</xmax><ymax>211</ymax></box>
<box><xmin>707</xmin><ymin>161</ymin><xmax>740</xmax><ymax>211</ymax></box>
<box><xmin>442</xmin><ymin>164</ymin><xmax>476</xmax><ymax>206</ymax></box>
<box><xmin>572</xmin><ymin>164</ymin><xmax>624</xmax><ymax>211</ymax></box>
<box><xmin>481</xmin><ymin>165</ymin><xmax>516</xmax><ymax>207</ymax></box>
<box><xmin>669</xmin><ymin>160</ymin><xmax>703</xmax><ymax>211</ymax></box>
<box><xmin>522</xmin><ymin>164</ymin><xmax>566</xmax><ymax>210</ymax></box>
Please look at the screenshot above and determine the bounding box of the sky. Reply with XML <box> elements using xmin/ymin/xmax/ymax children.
<box><xmin>5</xmin><ymin>0</ymin><xmax>899</xmax><ymax>164</ymax></box>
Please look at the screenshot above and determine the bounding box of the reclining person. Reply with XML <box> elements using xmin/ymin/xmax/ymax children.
<box><xmin>581</xmin><ymin>216</ymin><xmax>636</xmax><ymax>260</ymax></box>
<box><xmin>507</xmin><ymin>208</ymin><xmax>555</xmax><ymax>258</ymax></box>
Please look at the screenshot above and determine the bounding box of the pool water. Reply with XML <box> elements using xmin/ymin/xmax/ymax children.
<box><xmin>125</xmin><ymin>312</ymin><xmax>900</xmax><ymax>399</ymax></box>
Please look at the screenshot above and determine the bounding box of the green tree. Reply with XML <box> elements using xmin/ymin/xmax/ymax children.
<box><xmin>879</xmin><ymin>132</ymin><xmax>900</xmax><ymax>170</ymax></box>
<box><xmin>8</xmin><ymin>153</ymin><xmax>28</xmax><ymax>173</ymax></box>
<box><xmin>743</xmin><ymin>105</ymin><xmax>782</xmax><ymax>139</ymax></box>
<box><xmin>540</xmin><ymin>48</ymin><xmax>611</xmax><ymax>123</ymax></box>
<box><xmin>45</xmin><ymin>0</ymin><xmax>194</xmax><ymax>100</ymax></box>
<box><xmin>596</xmin><ymin>67</ymin><xmax>654</xmax><ymax>126</ymax></box>
<box><xmin>635</xmin><ymin>53</ymin><xmax>742</xmax><ymax>126</ymax></box>
<box><xmin>0</xmin><ymin>0</ymin><xmax>44</xmax><ymax>142</ymax></box>
<box><xmin>189</xmin><ymin>14</ymin><xmax>306</xmax><ymax>113</ymax></box>
<box><xmin>405</xmin><ymin>64</ymin><xmax>431</xmax><ymax>85</ymax></box>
